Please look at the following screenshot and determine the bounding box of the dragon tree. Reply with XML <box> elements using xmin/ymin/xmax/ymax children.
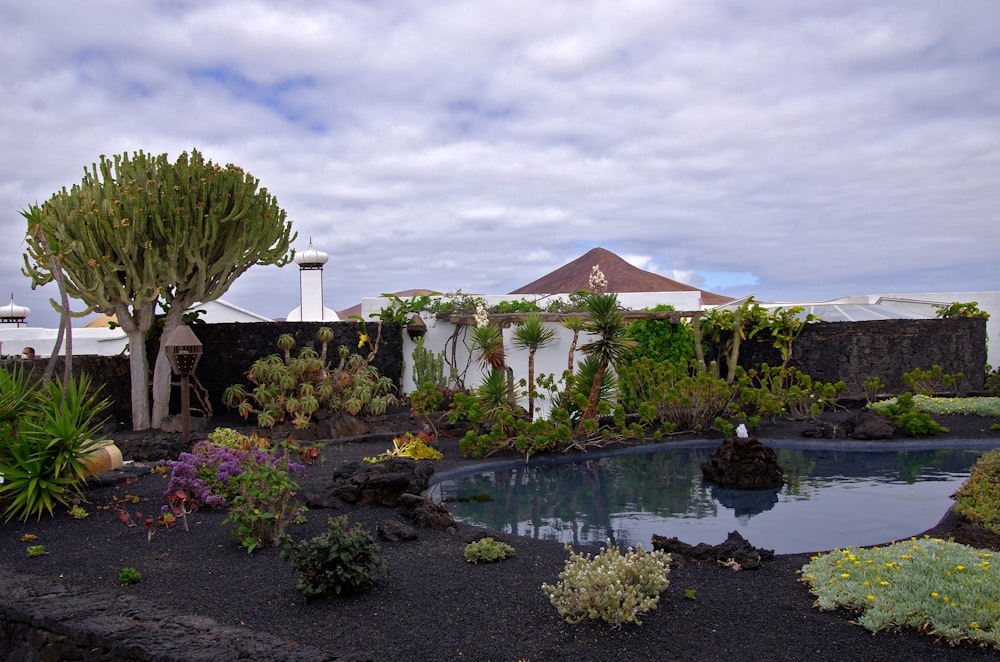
<box><xmin>22</xmin><ymin>149</ymin><xmax>295</xmax><ymax>430</ymax></box>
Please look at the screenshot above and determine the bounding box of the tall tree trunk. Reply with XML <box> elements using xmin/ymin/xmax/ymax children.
<box><xmin>151</xmin><ymin>305</ymin><xmax>188</xmax><ymax>428</ymax></box>
<box><xmin>115</xmin><ymin>302</ymin><xmax>154</xmax><ymax>430</ymax></box>
<box><xmin>526</xmin><ymin>350</ymin><xmax>536</xmax><ymax>422</ymax></box>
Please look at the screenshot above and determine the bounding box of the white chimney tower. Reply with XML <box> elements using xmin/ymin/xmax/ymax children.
<box><xmin>287</xmin><ymin>239</ymin><xmax>339</xmax><ymax>321</ymax></box>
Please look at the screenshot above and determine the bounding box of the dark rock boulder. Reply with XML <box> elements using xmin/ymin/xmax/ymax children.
<box><xmin>309</xmin><ymin>459</ymin><xmax>435</xmax><ymax>508</ymax></box>
<box><xmin>701</xmin><ymin>437</ymin><xmax>784</xmax><ymax>490</ymax></box>
<box><xmin>397</xmin><ymin>493</ymin><xmax>456</xmax><ymax>529</ymax></box>
<box><xmin>378</xmin><ymin>519</ymin><xmax>419</xmax><ymax>541</ymax></box>
<box><xmin>846</xmin><ymin>409</ymin><xmax>896</xmax><ymax>440</ymax></box>
<box><xmin>317</xmin><ymin>409</ymin><xmax>371</xmax><ymax>439</ymax></box>
<box><xmin>651</xmin><ymin>530</ymin><xmax>774</xmax><ymax>569</ymax></box>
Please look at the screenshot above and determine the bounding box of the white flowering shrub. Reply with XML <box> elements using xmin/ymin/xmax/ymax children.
<box><xmin>541</xmin><ymin>541</ymin><xmax>671</xmax><ymax>627</ymax></box>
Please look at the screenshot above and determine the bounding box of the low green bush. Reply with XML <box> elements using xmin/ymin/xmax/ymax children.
<box><xmin>118</xmin><ymin>567</ymin><xmax>142</xmax><ymax>585</ymax></box>
<box><xmin>541</xmin><ymin>541</ymin><xmax>671</xmax><ymax>627</ymax></box>
<box><xmin>870</xmin><ymin>393</ymin><xmax>948</xmax><ymax>437</ymax></box>
<box><xmin>281</xmin><ymin>516</ymin><xmax>385</xmax><ymax>601</ymax></box>
<box><xmin>801</xmin><ymin>537</ymin><xmax>1000</xmax><ymax>648</ymax></box>
<box><xmin>465</xmin><ymin>537</ymin><xmax>515</xmax><ymax>564</ymax></box>
<box><xmin>0</xmin><ymin>373</ymin><xmax>109</xmax><ymax>522</ymax></box>
<box><xmin>224</xmin><ymin>455</ymin><xmax>305</xmax><ymax>554</ymax></box>
<box><xmin>952</xmin><ymin>450</ymin><xmax>1000</xmax><ymax>535</ymax></box>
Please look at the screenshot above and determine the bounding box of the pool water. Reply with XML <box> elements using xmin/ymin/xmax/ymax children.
<box><xmin>429</xmin><ymin>440</ymin><xmax>998</xmax><ymax>554</ymax></box>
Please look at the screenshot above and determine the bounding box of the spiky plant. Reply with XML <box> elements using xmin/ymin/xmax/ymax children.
<box><xmin>512</xmin><ymin>314</ymin><xmax>556</xmax><ymax>421</ymax></box>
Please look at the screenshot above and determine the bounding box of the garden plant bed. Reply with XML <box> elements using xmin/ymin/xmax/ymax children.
<box><xmin>1</xmin><ymin>412</ymin><xmax>999</xmax><ymax>661</ymax></box>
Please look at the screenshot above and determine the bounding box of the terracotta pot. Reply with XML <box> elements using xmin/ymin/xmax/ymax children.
<box><xmin>83</xmin><ymin>441</ymin><xmax>123</xmax><ymax>474</ymax></box>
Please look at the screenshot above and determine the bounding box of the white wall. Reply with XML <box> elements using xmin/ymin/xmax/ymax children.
<box><xmin>0</xmin><ymin>298</ymin><xmax>274</xmax><ymax>358</ymax></box>
<box><xmin>363</xmin><ymin>291</ymin><xmax>704</xmax><ymax>417</ymax></box>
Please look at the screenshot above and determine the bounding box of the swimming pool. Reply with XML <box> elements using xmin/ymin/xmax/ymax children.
<box><xmin>429</xmin><ymin>439</ymin><xmax>1000</xmax><ymax>554</ymax></box>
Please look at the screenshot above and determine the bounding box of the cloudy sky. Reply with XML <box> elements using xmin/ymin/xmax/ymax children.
<box><xmin>3</xmin><ymin>1</ymin><xmax>998</xmax><ymax>328</ymax></box>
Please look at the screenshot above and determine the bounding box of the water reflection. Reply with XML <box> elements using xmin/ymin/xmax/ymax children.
<box><xmin>431</xmin><ymin>444</ymin><xmax>990</xmax><ymax>554</ymax></box>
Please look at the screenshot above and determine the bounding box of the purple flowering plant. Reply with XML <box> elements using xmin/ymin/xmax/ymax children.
<box><xmin>160</xmin><ymin>441</ymin><xmax>305</xmax><ymax>509</ymax></box>
<box><xmin>160</xmin><ymin>436</ymin><xmax>308</xmax><ymax>553</ymax></box>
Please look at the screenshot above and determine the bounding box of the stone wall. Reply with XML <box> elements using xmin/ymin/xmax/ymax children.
<box><xmin>4</xmin><ymin>318</ymin><xmax>987</xmax><ymax>427</ymax></box>
<box><xmin>4</xmin><ymin>321</ymin><xmax>403</xmax><ymax>429</ymax></box>
<box><xmin>736</xmin><ymin>317</ymin><xmax>987</xmax><ymax>396</ymax></box>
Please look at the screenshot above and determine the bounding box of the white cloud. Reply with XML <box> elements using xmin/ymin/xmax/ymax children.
<box><xmin>2</xmin><ymin>0</ymin><xmax>999</xmax><ymax>327</ymax></box>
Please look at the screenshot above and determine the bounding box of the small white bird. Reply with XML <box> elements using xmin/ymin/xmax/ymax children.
<box><xmin>735</xmin><ymin>423</ymin><xmax>749</xmax><ymax>439</ymax></box>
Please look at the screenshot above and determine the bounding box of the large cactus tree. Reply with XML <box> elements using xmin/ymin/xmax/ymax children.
<box><xmin>22</xmin><ymin>149</ymin><xmax>296</xmax><ymax>430</ymax></box>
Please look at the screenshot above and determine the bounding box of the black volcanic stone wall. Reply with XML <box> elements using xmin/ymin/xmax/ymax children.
<box><xmin>4</xmin><ymin>318</ymin><xmax>985</xmax><ymax>427</ymax></box>
<box><xmin>736</xmin><ymin>317</ymin><xmax>987</xmax><ymax>396</ymax></box>
<box><xmin>2</xmin><ymin>321</ymin><xmax>403</xmax><ymax>429</ymax></box>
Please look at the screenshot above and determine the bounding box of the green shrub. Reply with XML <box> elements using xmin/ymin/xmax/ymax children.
<box><xmin>465</xmin><ymin>537</ymin><xmax>515</xmax><ymax>564</ymax></box>
<box><xmin>541</xmin><ymin>541</ymin><xmax>671</xmax><ymax>627</ymax></box>
<box><xmin>281</xmin><ymin>516</ymin><xmax>385</xmax><ymax>601</ymax></box>
<box><xmin>952</xmin><ymin>450</ymin><xmax>1000</xmax><ymax>534</ymax></box>
<box><xmin>895</xmin><ymin>411</ymin><xmax>948</xmax><ymax>437</ymax></box>
<box><xmin>801</xmin><ymin>537</ymin><xmax>1000</xmax><ymax>648</ymax></box>
<box><xmin>223</xmin><ymin>454</ymin><xmax>305</xmax><ymax>553</ymax></box>
<box><xmin>904</xmin><ymin>365</ymin><xmax>965</xmax><ymax>396</ymax></box>
<box><xmin>0</xmin><ymin>374</ymin><xmax>109</xmax><ymax>522</ymax></box>
<box><xmin>618</xmin><ymin>358</ymin><xmax>733</xmax><ymax>432</ymax></box>
<box><xmin>118</xmin><ymin>567</ymin><xmax>142</xmax><ymax>585</ymax></box>
<box><xmin>626</xmin><ymin>306</ymin><xmax>695</xmax><ymax>365</ymax></box>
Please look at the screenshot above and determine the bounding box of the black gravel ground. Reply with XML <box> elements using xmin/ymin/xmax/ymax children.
<box><xmin>1</xmin><ymin>413</ymin><xmax>999</xmax><ymax>661</ymax></box>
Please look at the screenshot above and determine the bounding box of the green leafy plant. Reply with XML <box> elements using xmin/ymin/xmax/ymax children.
<box><xmin>870</xmin><ymin>393</ymin><xmax>948</xmax><ymax>437</ymax></box>
<box><xmin>363</xmin><ymin>431</ymin><xmax>443</xmax><ymax>463</ymax></box>
<box><xmin>223</xmin><ymin>329</ymin><xmax>398</xmax><ymax>429</ymax></box>
<box><xmin>626</xmin><ymin>305</ymin><xmax>695</xmax><ymax>365</ymax></box>
<box><xmin>374</xmin><ymin>292</ymin><xmax>437</xmax><ymax>324</ymax></box>
<box><xmin>862</xmin><ymin>376</ymin><xmax>885</xmax><ymax>405</ymax></box>
<box><xmin>409</xmin><ymin>381</ymin><xmax>445</xmax><ymax>437</ymax></box>
<box><xmin>542</xmin><ymin>540</ymin><xmax>671</xmax><ymax>627</ymax></box>
<box><xmin>118</xmin><ymin>567</ymin><xmax>142</xmax><ymax>585</ymax></box>
<box><xmin>904</xmin><ymin>365</ymin><xmax>965</xmax><ymax>397</ymax></box>
<box><xmin>952</xmin><ymin>450</ymin><xmax>1000</xmax><ymax>534</ymax></box>
<box><xmin>465</xmin><ymin>537</ymin><xmax>516</xmax><ymax>564</ymax></box>
<box><xmin>281</xmin><ymin>516</ymin><xmax>385</xmax><ymax>601</ymax></box>
<box><xmin>223</xmin><ymin>454</ymin><xmax>305</xmax><ymax>553</ymax></box>
<box><xmin>934</xmin><ymin>301</ymin><xmax>990</xmax><ymax>319</ymax></box>
<box><xmin>26</xmin><ymin>545</ymin><xmax>47</xmax><ymax>558</ymax></box>
<box><xmin>618</xmin><ymin>358</ymin><xmax>733</xmax><ymax>432</ymax></box>
<box><xmin>67</xmin><ymin>501</ymin><xmax>89</xmax><ymax>520</ymax></box>
<box><xmin>490</xmin><ymin>298</ymin><xmax>544</xmax><ymax>314</ymax></box>
<box><xmin>0</xmin><ymin>374</ymin><xmax>109</xmax><ymax>522</ymax></box>
<box><xmin>801</xmin><ymin>537</ymin><xmax>1000</xmax><ymax>648</ymax></box>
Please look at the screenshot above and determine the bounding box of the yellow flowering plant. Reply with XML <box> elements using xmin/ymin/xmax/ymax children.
<box><xmin>800</xmin><ymin>537</ymin><xmax>1000</xmax><ymax>647</ymax></box>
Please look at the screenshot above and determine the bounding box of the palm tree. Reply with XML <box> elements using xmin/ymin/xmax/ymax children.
<box><xmin>576</xmin><ymin>293</ymin><xmax>637</xmax><ymax>434</ymax></box>
<box><xmin>512</xmin><ymin>314</ymin><xmax>556</xmax><ymax>421</ymax></box>
<box><xmin>561</xmin><ymin>316</ymin><xmax>587</xmax><ymax>393</ymax></box>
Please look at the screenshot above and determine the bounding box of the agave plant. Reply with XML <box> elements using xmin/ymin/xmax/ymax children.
<box><xmin>0</xmin><ymin>374</ymin><xmax>109</xmax><ymax>521</ymax></box>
